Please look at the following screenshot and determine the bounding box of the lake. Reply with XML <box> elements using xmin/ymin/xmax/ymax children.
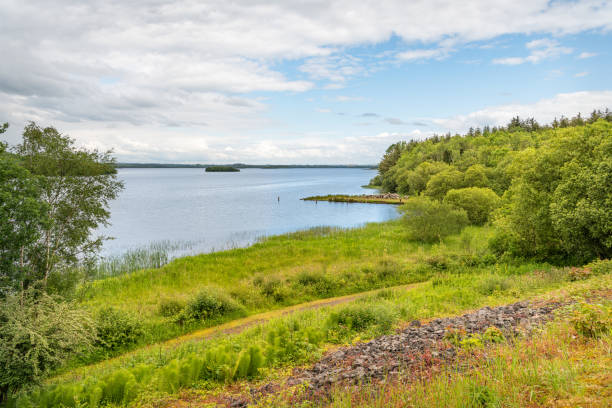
<box><xmin>99</xmin><ymin>168</ymin><xmax>400</xmax><ymax>257</ymax></box>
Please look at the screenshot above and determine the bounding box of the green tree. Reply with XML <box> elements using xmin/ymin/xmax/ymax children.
<box><xmin>396</xmin><ymin>161</ymin><xmax>449</xmax><ymax>195</ymax></box>
<box><xmin>463</xmin><ymin>164</ymin><xmax>489</xmax><ymax>188</ymax></box>
<box><xmin>0</xmin><ymin>288</ymin><xmax>95</xmax><ymax>400</ymax></box>
<box><xmin>444</xmin><ymin>187</ymin><xmax>501</xmax><ymax>225</ymax></box>
<box><xmin>424</xmin><ymin>168</ymin><xmax>464</xmax><ymax>201</ymax></box>
<box><xmin>400</xmin><ymin>196</ymin><xmax>469</xmax><ymax>243</ymax></box>
<box><xmin>0</xmin><ymin>124</ymin><xmax>48</xmax><ymax>293</ymax></box>
<box><xmin>14</xmin><ymin>123</ymin><xmax>123</xmax><ymax>287</ymax></box>
<box><xmin>491</xmin><ymin>120</ymin><xmax>612</xmax><ymax>262</ymax></box>
<box><xmin>550</xmin><ymin>156</ymin><xmax>612</xmax><ymax>260</ymax></box>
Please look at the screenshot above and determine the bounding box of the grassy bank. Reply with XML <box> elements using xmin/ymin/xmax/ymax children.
<box><xmin>24</xmin><ymin>269</ymin><xmax>610</xmax><ymax>408</ymax></box>
<box><xmin>302</xmin><ymin>195</ymin><xmax>404</xmax><ymax>204</ymax></box>
<box><xmin>72</xmin><ymin>222</ymin><xmax>497</xmax><ymax>356</ymax></box>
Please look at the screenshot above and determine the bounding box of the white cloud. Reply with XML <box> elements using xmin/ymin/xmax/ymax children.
<box><xmin>578</xmin><ymin>52</ymin><xmax>598</xmax><ymax>59</ymax></box>
<box><xmin>397</xmin><ymin>48</ymin><xmax>449</xmax><ymax>61</ymax></box>
<box><xmin>575</xmin><ymin>71</ymin><xmax>589</xmax><ymax>77</ymax></box>
<box><xmin>433</xmin><ymin>91</ymin><xmax>612</xmax><ymax>132</ymax></box>
<box><xmin>1</xmin><ymin>1</ymin><xmax>612</xmax><ymax>162</ymax></box>
<box><xmin>493</xmin><ymin>38</ymin><xmax>572</xmax><ymax>65</ymax></box>
<box><xmin>335</xmin><ymin>95</ymin><xmax>365</xmax><ymax>102</ymax></box>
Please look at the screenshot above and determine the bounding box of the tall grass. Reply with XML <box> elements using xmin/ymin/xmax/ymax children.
<box><xmin>317</xmin><ymin>319</ymin><xmax>611</xmax><ymax>408</ymax></box>
<box><xmin>86</xmin><ymin>241</ymin><xmax>179</xmax><ymax>280</ymax></box>
<box><xmin>35</xmin><ymin>268</ymin><xmax>611</xmax><ymax>408</ymax></box>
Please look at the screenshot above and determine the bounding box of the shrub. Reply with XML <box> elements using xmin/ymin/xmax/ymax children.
<box><xmin>567</xmin><ymin>267</ymin><xmax>592</xmax><ymax>281</ymax></box>
<box><xmin>294</xmin><ymin>271</ymin><xmax>338</xmax><ymax>296</ymax></box>
<box><xmin>178</xmin><ymin>288</ymin><xmax>244</xmax><ymax>324</ymax></box>
<box><xmin>584</xmin><ymin>259</ymin><xmax>612</xmax><ymax>276</ymax></box>
<box><xmin>0</xmin><ymin>289</ymin><xmax>95</xmax><ymax>401</ymax></box>
<box><xmin>477</xmin><ymin>275</ymin><xmax>512</xmax><ymax>295</ymax></box>
<box><xmin>326</xmin><ymin>304</ymin><xmax>395</xmax><ymax>343</ymax></box>
<box><xmin>157</xmin><ymin>299</ymin><xmax>184</xmax><ymax>317</ymax></box>
<box><xmin>482</xmin><ymin>326</ymin><xmax>505</xmax><ymax>343</ymax></box>
<box><xmin>264</xmin><ymin>322</ymin><xmax>323</xmax><ymax>365</ymax></box>
<box><xmin>254</xmin><ymin>276</ymin><xmax>291</xmax><ymax>303</ymax></box>
<box><xmin>400</xmin><ymin>196</ymin><xmax>469</xmax><ymax>243</ymax></box>
<box><xmin>444</xmin><ymin>187</ymin><xmax>501</xmax><ymax>225</ymax></box>
<box><xmin>570</xmin><ymin>303</ymin><xmax>611</xmax><ymax>338</ymax></box>
<box><xmin>94</xmin><ymin>307</ymin><xmax>143</xmax><ymax>353</ymax></box>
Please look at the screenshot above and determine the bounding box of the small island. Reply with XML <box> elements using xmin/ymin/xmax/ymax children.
<box><xmin>205</xmin><ymin>166</ymin><xmax>240</xmax><ymax>172</ymax></box>
<box><xmin>301</xmin><ymin>193</ymin><xmax>404</xmax><ymax>204</ymax></box>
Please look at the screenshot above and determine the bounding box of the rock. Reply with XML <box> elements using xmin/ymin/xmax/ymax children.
<box><xmin>250</xmin><ymin>299</ymin><xmax>569</xmax><ymax>404</ymax></box>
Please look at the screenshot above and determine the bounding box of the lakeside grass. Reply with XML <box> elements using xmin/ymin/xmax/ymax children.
<box><xmin>302</xmin><ymin>194</ymin><xmax>404</xmax><ymax>204</ymax></box>
<box><xmin>73</xmin><ymin>222</ymin><xmax>496</xmax><ymax>353</ymax></box>
<box><xmin>19</xmin><ymin>219</ymin><xmax>611</xmax><ymax>407</ymax></box>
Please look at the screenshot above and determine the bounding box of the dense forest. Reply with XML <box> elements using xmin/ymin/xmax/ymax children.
<box><xmin>371</xmin><ymin>110</ymin><xmax>612</xmax><ymax>263</ymax></box>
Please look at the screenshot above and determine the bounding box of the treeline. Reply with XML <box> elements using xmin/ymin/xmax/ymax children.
<box><xmin>116</xmin><ymin>163</ymin><xmax>375</xmax><ymax>169</ymax></box>
<box><xmin>372</xmin><ymin>110</ymin><xmax>612</xmax><ymax>263</ymax></box>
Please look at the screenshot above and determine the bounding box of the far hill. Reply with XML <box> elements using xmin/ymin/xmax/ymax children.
<box><xmin>115</xmin><ymin>163</ymin><xmax>376</xmax><ymax>169</ymax></box>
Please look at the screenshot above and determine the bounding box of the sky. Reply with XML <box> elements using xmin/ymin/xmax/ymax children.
<box><xmin>1</xmin><ymin>0</ymin><xmax>611</xmax><ymax>164</ymax></box>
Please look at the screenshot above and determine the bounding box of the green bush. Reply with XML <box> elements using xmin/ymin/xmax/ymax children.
<box><xmin>570</xmin><ymin>303</ymin><xmax>611</xmax><ymax>338</ymax></box>
<box><xmin>584</xmin><ymin>259</ymin><xmax>612</xmax><ymax>276</ymax></box>
<box><xmin>463</xmin><ymin>164</ymin><xmax>490</xmax><ymax>188</ymax></box>
<box><xmin>254</xmin><ymin>276</ymin><xmax>292</xmax><ymax>303</ymax></box>
<box><xmin>264</xmin><ymin>322</ymin><xmax>323</xmax><ymax>365</ymax></box>
<box><xmin>424</xmin><ymin>169</ymin><xmax>464</xmax><ymax>201</ymax></box>
<box><xmin>326</xmin><ymin>304</ymin><xmax>395</xmax><ymax>343</ymax></box>
<box><xmin>94</xmin><ymin>307</ymin><xmax>143</xmax><ymax>353</ymax></box>
<box><xmin>477</xmin><ymin>275</ymin><xmax>512</xmax><ymax>295</ymax></box>
<box><xmin>0</xmin><ymin>289</ymin><xmax>95</xmax><ymax>401</ymax></box>
<box><xmin>444</xmin><ymin>187</ymin><xmax>501</xmax><ymax>225</ymax></box>
<box><xmin>157</xmin><ymin>299</ymin><xmax>184</xmax><ymax>317</ymax></box>
<box><xmin>293</xmin><ymin>271</ymin><xmax>339</xmax><ymax>296</ymax></box>
<box><xmin>400</xmin><ymin>196</ymin><xmax>469</xmax><ymax>243</ymax></box>
<box><xmin>178</xmin><ymin>288</ymin><xmax>245</xmax><ymax>324</ymax></box>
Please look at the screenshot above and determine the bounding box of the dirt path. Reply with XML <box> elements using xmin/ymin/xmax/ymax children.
<box><xmin>165</xmin><ymin>282</ymin><xmax>422</xmax><ymax>346</ymax></box>
<box><xmin>55</xmin><ymin>283</ymin><xmax>422</xmax><ymax>382</ymax></box>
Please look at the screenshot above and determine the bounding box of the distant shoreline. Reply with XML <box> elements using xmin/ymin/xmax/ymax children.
<box><xmin>115</xmin><ymin>163</ymin><xmax>376</xmax><ymax>169</ymax></box>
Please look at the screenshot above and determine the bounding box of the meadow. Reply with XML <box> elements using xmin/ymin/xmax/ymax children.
<box><xmin>13</xmin><ymin>217</ymin><xmax>611</xmax><ymax>408</ymax></box>
<box><xmin>70</xmin><ymin>221</ymin><xmax>499</xmax><ymax>358</ymax></box>
<box><xmin>19</xmin><ymin>261</ymin><xmax>610</xmax><ymax>407</ymax></box>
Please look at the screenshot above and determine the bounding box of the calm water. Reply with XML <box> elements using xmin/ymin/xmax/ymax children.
<box><xmin>100</xmin><ymin>168</ymin><xmax>399</xmax><ymax>257</ymax></box>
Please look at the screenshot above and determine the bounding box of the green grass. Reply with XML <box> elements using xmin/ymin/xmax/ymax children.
<box><xmin>73</xmin><ymin>222</ymin><xmax>496</xmax><ymax>356</ymax></box>
<box><xmin>86</xmin><ymin>241</ymin><xmax>197</xmax><ymax>280</ymax></box>
<box><xmin>25</xmin><ymin>262</ymin><xmax>609</xmax><ymax>408</ymax></box>
<box><xmin>15</xmin><ymin>220</ymin><xmax>610</xmax><ymax>407</ymax></box>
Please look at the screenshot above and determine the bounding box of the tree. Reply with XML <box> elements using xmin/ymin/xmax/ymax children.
<box><xmin>550</xmin><ymin>157</ymin><xmax>612</xmax><ymax>260</ymax></box>
<box><xmin>0</xmin><ymin>288</ymin><xmax>95</xmax><ymax>400</ymax></box>
<box><xmin>424</xmin><ymin>169</ymin><xmax>464</xmax><ymax>201</ymax></box>
<box><xmin>463</xmin><ymin>164</ymin><xmax>489</xmax><ymax>188</ymax></box>
<box><xmin>13</xmin><ymin>123</ymin><xmax>123</xmax><ymax>288</ymax></box>
<box><xmin>491</xmin><ymin>120</ymin><xmax>612</xmax><ymax>262</ymax></box>
<box><xmin>396</xmin><ymin>161</ymin><xmax>449</xmax><ymax>195</ymax></box>
<box><xmin>0</xmin><ymin>124</ymin><xmax>48</xmax><ymax>294</ymax></box>
<box><xmin>400</xmin><ymin>196</ymin><xmax>469</xmax><ymax>243</ymax></box>
<box><xmin>444</xmin><ymin>187</ymin><xmax>501</xmax><ymax>225</ymax></box>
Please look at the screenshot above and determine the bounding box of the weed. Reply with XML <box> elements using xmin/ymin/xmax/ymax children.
<box><xmin>570</xmin><ymin>302</ymin><xmax>612</xmax><ymax>338</ymax></box>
